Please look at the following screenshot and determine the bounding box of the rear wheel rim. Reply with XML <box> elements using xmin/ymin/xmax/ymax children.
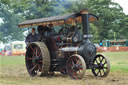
<box><xmin>26</xmin><ymin>44</ymin><xmax>43</xmax><ymax>77</ymax></box>
<box><xmin>92</xmin><ymin>54</ymin><xmax>110</xmax><ymax>77</ymax></box>
<box><xmin>66</xmin><ymin>55</ymin><xmax>86</xmax><ymax>79</ymax></box>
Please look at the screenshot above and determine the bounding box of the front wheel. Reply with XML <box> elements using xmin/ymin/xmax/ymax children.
<box><xmin>66</xmin><ymin>54</ymin><xmax>86</xmax><ymax>79</ymax></box>
<box><xmin>92</xmin><ymin>54</ymin><xmax>110</xmax><ymax>77</ymax></box>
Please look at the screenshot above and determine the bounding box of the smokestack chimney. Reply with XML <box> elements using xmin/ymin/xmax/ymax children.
<box><xmin>80</xmin><ymin>9</ymin><xmax>90</xmax><ymax>39</ymax></box>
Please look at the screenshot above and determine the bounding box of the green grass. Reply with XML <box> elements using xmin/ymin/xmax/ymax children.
<box><xmin>103</xmin><ymin>52</ymin><xmax>128</xmax><ymax>72</ymax></box>
<box><xmin>0</xmin><ymin>51</ymin><xmax>128</xmax><ymax>72</ymax></box>
<box><xmin>0</xmin><ymin>56</ymin><xmax>25</xmax><ymax>67</ymax></box>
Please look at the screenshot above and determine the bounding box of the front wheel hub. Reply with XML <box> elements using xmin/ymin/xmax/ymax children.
<box><xmin>32</xmin><ymin>56</ymin><xmax>40</xmax><ymax>63</ymax></box>
<box><xmin>72</xmin><ymin>64</ymin><xmax>80</xmax><ymax>71</ymax></box>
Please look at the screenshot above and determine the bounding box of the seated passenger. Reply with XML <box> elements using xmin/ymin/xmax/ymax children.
<box><xmin>37</xmin><ymin>25</ymin><xmax>47</xmax><ymax>41</ymax></box>
<box><xmin>47</xmin><ymin>24</ymin><xmax>56</xmax><ymax>37</ymax></box>
<box><xmin>25</xmin><ymin>28</ymin><xmax>38</xmax><ymax>45</ymax></box>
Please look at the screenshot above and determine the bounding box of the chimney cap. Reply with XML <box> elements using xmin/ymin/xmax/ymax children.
<box><xmin>80</xmin><ymin>9</ymin><xmax>89</xmax><ymax>14</ymax></box>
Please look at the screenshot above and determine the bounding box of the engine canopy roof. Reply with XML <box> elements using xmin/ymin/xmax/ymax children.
<box><xmin>18</xmin><ymin>10</ymin><xmax>98</xmax><ymax>28</ymax></box>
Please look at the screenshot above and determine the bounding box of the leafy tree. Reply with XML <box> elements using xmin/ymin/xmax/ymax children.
<box><xmin>6</xmin><ymin>0</ymin><xmax>69</xmax><ymax>19</ymax></box>
<box><xmin>0</xmin><ymin>0</ymin><xmax>127</xmax><ymax>43</ymax></box>
<box><xmin>0</xmin><ymin>32</ymin><xmax>3</xmax><ymax>42</ymax></box>
<box><xmin>69</xmin><ymin>0</ymin><xmax>126</xmax><ymax>40</ymax></box>
<box><xmin>119</xmin><ymin>15</ymin><xmax>128</xmax><ymax>39</ymax></box>
<box><xmin>87</xmin><ymin>0</ymin><xmax>126</xmax><ymax>40</ymax></box>
<box><xmin>0</xmin><ymin>0</ymin><xmax>66</xmax><ymax>43</ymax></box>
<box><xmin>0</xmin><ymin>2</ymin><xmax>25</xmax><ymax>43</ymax></box>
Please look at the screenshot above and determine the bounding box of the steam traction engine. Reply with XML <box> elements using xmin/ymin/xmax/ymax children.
<box><xmin>18</xmin><ymin>9</ymin><xmax>110</xmax><ymax>79</ymax></box>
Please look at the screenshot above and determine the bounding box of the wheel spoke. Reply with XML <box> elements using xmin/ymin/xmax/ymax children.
<box><xmin>34</xmin><ymin>47</ymin><xmax>36</xmax><ymax>57</ymax></box>
<box><xmin>30</xmin><ymin>64</ymin><xmax>37</xmax><ymax>72</ymax></box>
<box><xmin>27</xmin><ymin>57</ymin><xmax>32</xmax><ymax>60</ymax></box>
<box><xmin>79</xmin><ymin>65</ymin><xmax>83</xmax><ymax>70</ymax></box>
<box><xmin>95</xmin><ymin>59</ymin><xmax>98</xmax><ymax>64</ymax></box>
<box><xmin>96</xmin><ymin>69</ymin><xmax>100</xmax><ymax>75</ymax></box>
<box><xmin>100</xmin><ymin>57</ymin><xmax>104</xmax><ymax>62</ymax></box>
<box><xmin>103</xmin><ymin>67</ymin><xmax>107</xmax><ymax>69</ymax></box>
<box><xmin>68</xmin><ymin>63</ymin><xmax>72</xmax><ymax>67</ymax></box>
<box><xmin>36</xmin><ymin>47</ymin><xmax>38</xmax><ymax>57</ymax></box>
<box><xmin>102</xmin><ymin>69</ymin><xmax>105</xmax><ymax>74</ymax></box>
<box><xmin>68</xmin><ymin>67</ymin><xmax>73</xmax><ymax>73</ymax></box>
<box><xmin>103</xmin><ymin>61</ymin><xmax>107</xmax><ymax>65</ymax></box>
<box><xmin>39</xmin><ymin>60</ymin><xmax>43</xmax><ymax>63</ymax></box>
<box><xmin>77</xmin><ymin>60</ymin><xmax>81</xmax><ymax>65</ymax></box>
<box><xmin>72</xmin><ymin>71</ymin><xmax>77</xmax><ymax>79</ymax></box>
<box><xmin>71</xmin><ymin>59</ymin><xmax>75</xmax><ymax>65</ymax></box>
<box><xmin>30</xmin><ymin>46</ymin><xmax>36</xmax><ymax>55</ymax></box>
<box><xmin>37</xmin><ymin>64</ymin><xmax>42</xmax><ymax>72</ymax></box>
<box><xmin>99</xmin><ymin>69</ymin><xmax>102</xmax><ymax>76</ymax></box>
<box><xmin>99</xmin><ymin>56</ymin><xmax>101</xmax><ymax>62</ymax></box>
<box><xmin>38</xmin><ymin>52</ymin><xmax>42</xmax><ymax>57</ymax></box>
<box><xmin>74</xmin><ymin>57</ymin><xmax>78</xmax><ymax>64</ymax></box>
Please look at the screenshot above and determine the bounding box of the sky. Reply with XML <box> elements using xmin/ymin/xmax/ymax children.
<box><xmin>113</xmin><ymin>0</ymin><xmax>128</xmax><ymax>14</ymax></box>
<box><xmin>0</xmin><ymin>18</ymin><xmax>3</xmax><ymax>24</ymax></box>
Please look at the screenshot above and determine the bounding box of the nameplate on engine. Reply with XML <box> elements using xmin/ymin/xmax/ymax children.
<box><xmin>83</xmin><ymin>34</ymin><xmax>93</xmax><ymax>38</ymax></box>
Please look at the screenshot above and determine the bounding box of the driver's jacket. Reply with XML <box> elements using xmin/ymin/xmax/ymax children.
<box><xmin>25</xmin><ymin>33</ymin><xmax>38</xmax><ymax>43</ymax></box>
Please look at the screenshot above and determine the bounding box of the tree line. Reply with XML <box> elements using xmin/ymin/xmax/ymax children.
<box><xmin>0</xmin><ymin>0</ymin><xmax>128</xmax><ymax>43</ymax></box>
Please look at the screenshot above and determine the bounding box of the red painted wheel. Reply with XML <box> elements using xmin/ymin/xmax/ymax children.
<box><xmin>92</xmin><ymin>54</ymin><xmax>110</xmax><ymax>77</ymax></box>
<box><xmin>66</xmin><ymin>54</ymin><xmax>86</xmax><ymax>79</ymax></box>
<box><xmin>25</xmin><ymin>42</ymin><xmax>50</xmax><ymax>77</ymax></box>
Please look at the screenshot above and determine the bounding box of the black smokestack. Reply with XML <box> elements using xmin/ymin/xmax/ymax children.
<box><xmin>80</xmin><ymin>9</ymin><xmax>89</xmax><ymax>39</ymax></box>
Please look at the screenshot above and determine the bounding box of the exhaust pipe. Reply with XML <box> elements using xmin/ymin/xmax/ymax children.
<box><xmin>80</xmin><ymin>9</ymin><xmax>91</xmax><ymax>40</ymax></box>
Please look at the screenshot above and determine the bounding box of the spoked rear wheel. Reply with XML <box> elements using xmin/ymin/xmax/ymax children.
<box><xmin>25</xmin><ymin>42</ymin><xmax>50</xmax><ymax>77</ymax></box>
<box><xmin>92</xmin><ymin>54</ymin><xmax>110</xmax><ymax>77</ymax></box>
<box><xmin>66</xmin><ymin>54</ymin><xmax>86</xmax><ymax>79</ymax></box>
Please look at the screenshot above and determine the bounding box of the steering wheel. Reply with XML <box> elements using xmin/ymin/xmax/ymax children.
<box><xmin>58</xmin><ymin>27</ymin><xmax>69</xmax><ymax>36</ymax></box>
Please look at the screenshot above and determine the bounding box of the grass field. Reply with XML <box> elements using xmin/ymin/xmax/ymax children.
<box><xmin>0</xmin><ymin>52</ymin><xmax>128</xmax><ymax>85</ymax></box>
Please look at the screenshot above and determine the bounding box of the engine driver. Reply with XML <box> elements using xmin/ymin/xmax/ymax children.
<box><xmin>25</xmin><ymin>28</ymin><xmax>38</xmax><ymax>45</ymax></box>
